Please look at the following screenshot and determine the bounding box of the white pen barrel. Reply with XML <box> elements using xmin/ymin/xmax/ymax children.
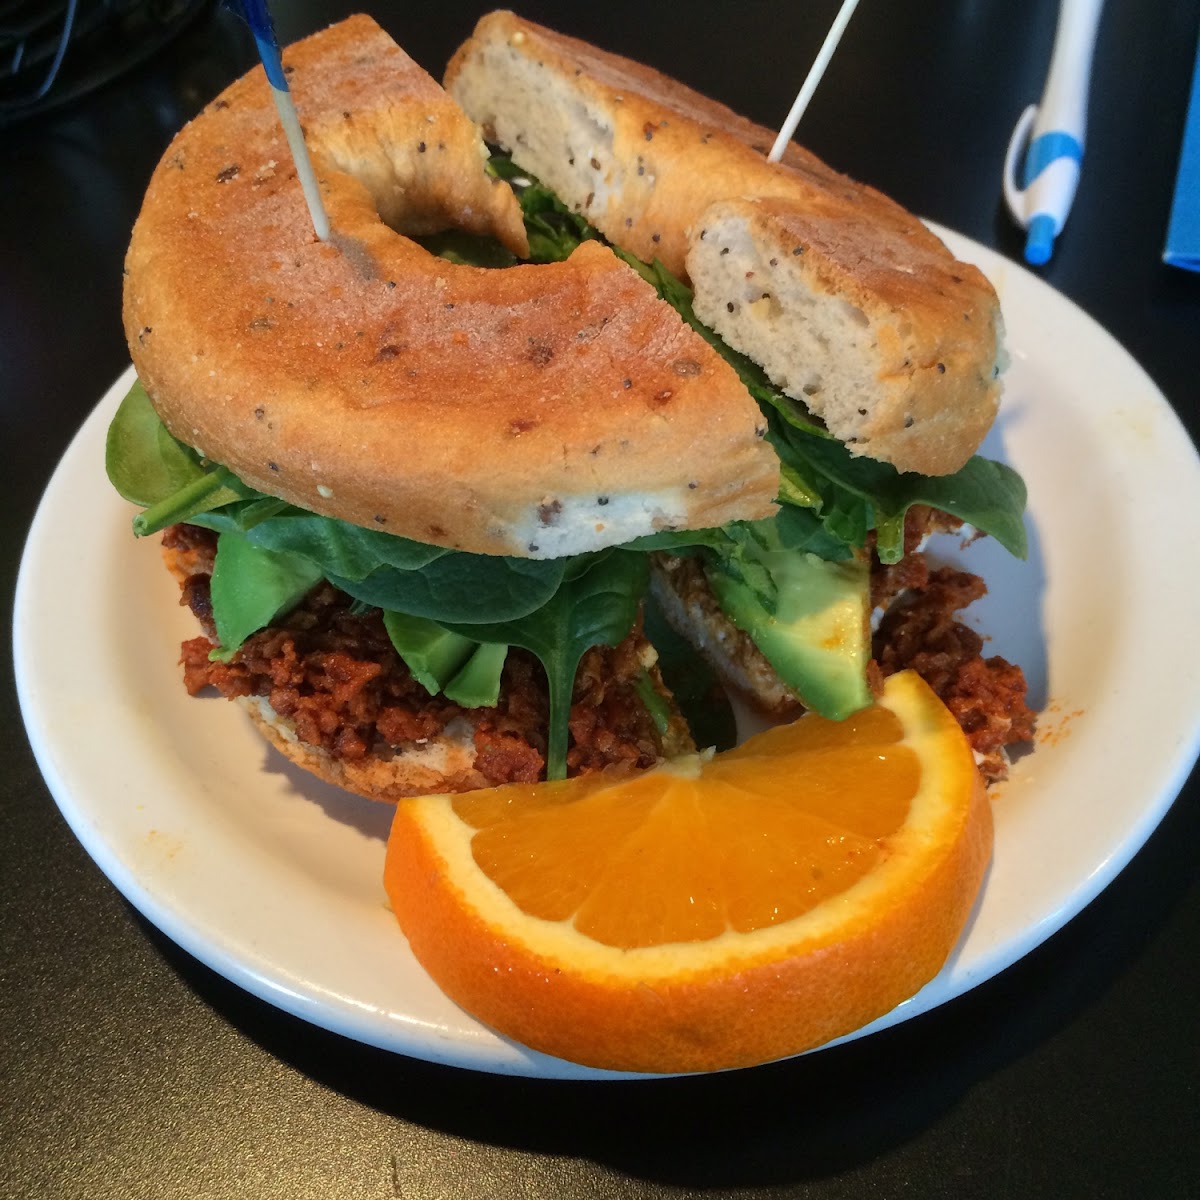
<box><xmin>1034</xmin><ymin>0</ymin><xmax>1105</xmax><ymax>141</ymax></box>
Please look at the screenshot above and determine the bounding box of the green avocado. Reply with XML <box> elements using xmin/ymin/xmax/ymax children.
<box><xmin>706</xmin><ymin>543</ymin><xmax>873</xmax><ymax>722</ymax></box>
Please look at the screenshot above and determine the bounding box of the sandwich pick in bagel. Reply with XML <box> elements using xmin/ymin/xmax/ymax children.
<box><xmin>107</xmin><ymin>12</ymin><xmax>1034</xmax><ymax>801</ymax></box>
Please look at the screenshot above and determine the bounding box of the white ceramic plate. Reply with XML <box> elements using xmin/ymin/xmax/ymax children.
<box><xmin>15</xmin><ymin>230</ymin><xmax>1200</xmax><ymax>1079</ymax></box>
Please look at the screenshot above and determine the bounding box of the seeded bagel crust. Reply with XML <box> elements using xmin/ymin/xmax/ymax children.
<box><xmin>124</xmin><ymin>14</ymin><xmax>779</xmax><ymax>558</ymax></box>
<box><xmin>447</xmin><ymin>10</ymin><xmax>1005</xmax><ymax>476</ymax></box>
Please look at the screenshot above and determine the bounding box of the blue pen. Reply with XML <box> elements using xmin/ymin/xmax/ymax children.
<box><xmin>233</xmin><ymin>0</ymin><xmax>330</xmax><ymax>240</ymax></box>
<box><xmin>1003</xmin><ymin>0</ymin><xmax>1104</xmax><ymax>266</ymax></box>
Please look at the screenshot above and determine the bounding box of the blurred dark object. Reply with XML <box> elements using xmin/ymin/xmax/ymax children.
<box><xmin>0</xmin><ymin>0</ymin><xmax>212</xmax><ymax>124</ymax></box>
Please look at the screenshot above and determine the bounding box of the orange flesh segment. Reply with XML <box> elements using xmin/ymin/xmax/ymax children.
<box><xmin>455</xmin><ymin>703</ymin><xmax>919</xmax><ymax>948</ymax></box>
<box><xmin>384</xmin><ymin>671</ymin><xmax>993</xmax><ymax>1073</ymax></box>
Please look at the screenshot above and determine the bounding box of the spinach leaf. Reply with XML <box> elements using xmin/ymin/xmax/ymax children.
<box><xmin>442</xmin><ymin>642</ymin><xmax>508</xmax><ymax>708</ymax></box>
<box><xmin>209</xmin><ymin>532</ymin><xmax>323</xmax><ymax>658</ymax></box>
<box><xmin>497</xmin><ymin>157</ymin><xmax>602</xmax><ymax>263</ymax></box>
<box><xmin>624</xmin><ymin>526</ymin><xmax>734</xmax><ymax>553</ymax></box>
<box><xmin>773</xmin><ymin>504</ymin><xmax>855</xmax><ymax>560</ymax></box>
<box><xmin>106</xmin><ymin>380</ymin><xmax>206</xmax><ymax>505</ymax></box>
<box><xmin>106</xmin><ymin>381</ymin><xmax>258</xmax><ymax>533</ymax></box>
<box><xmin>328</xmin><ymin>552</ymin><xmax>571</xmax><ymax>624</ymax></box>
<box><xmin>881</xmin><ymin>454</ymin><xmax>1028</xmax><ymax>557</ymax></box>
<box><xmin>381</xmin><ymin>612</ymin><xmax>508</xmax><ymax>708</ymax></box>
<box><xmin>775</xmin><ymin>422</ymin><xmax>1028</xmax><ymax>562</ymax></box>
<box><xmin>185</xmin><ymin>496</ymin><xmax>290</xmax><ymax>535</ymax></box>
<box><xmin>633</xmin><ymin>670</ymin><xmax>672</xmax><ymax>735</ymax></box>
<box><xmin>413</xmin><ymin>230</ymin><xmax>518</xmax><ymax>268</ymax></box>
<box><xmin>441</xmin><ymin>550</ymin><xmax>649</xmax><ymax>780</ymax></box>
<box><xmin>712</xmin><ymin>522</ymin><xmax>784</xmax><ymax>613</ymax></box>
<box><xmin>246</xmin><ymin>514</ymin><xmax>449</xmax><ymax>577</ymax></box>
<box><xmin>381</xmin><ymin>611</ymin><xmax>476</xmax><ymax>692</ymax></box>
<box><xmin>642</xmin><ymin>595</ymin><xmax>737</xmax><ymax>753</ymax></box>
<box><xmin>777</xmin><ymin>462</ymin><xmax>824</xmax><ymax>510</ymax></box>
<box><xmin>133</xmin><ymin>468</ymin><xmax>265</xmax><ymax>537</ymax></box>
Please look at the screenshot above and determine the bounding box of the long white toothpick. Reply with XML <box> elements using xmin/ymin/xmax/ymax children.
<box><xmin>237</xmin><ymin>0</ymin><xmax>331</xmax><ymax>240</ymax></box>
<box><xmin>767</xmin><ymin>0</ymin><xmax>863</xmax><ymax>163</ymax></box>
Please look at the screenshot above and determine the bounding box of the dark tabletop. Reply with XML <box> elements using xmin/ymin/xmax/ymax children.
<box><xmin>3</xmin><ymin>2</ymin><xmax>1198</xmax><ymax>1197</ymax></box>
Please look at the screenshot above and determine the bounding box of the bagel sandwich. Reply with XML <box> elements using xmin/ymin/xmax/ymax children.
<box><xmin>107</xmin><ymin>12</ymin><xmax>1034</xmax><ymax>801</ymax></box>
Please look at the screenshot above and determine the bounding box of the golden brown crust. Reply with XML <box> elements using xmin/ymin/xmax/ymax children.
<box><xmin>446</xmin><ymin>11</ymin><xmax>1003</xmax><ymax>475</ymax></box>
<box><xmin>123</xmin><ymin>14</ymin><xmax>778</xmax><ymax>558</ymax></box>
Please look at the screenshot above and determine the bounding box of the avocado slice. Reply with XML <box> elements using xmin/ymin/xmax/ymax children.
<box><xmin>706</xmin><ymin>543</ymin><xmax>872</xmax><ymax>721</ymax></box>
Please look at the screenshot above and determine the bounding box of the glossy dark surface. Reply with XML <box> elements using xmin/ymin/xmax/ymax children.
<box><xmin>3</xmin><ymin>3</ymin><xmax>1198</xmax><ymax>1196</ymax></box>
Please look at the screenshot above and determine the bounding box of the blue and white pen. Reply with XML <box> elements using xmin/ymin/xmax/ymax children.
<box><xmin>1002</xmin><ymin>0</ymin><xmax>1104</xmax><ymax>266</ymax></box>
<box><xmin>234</xmin><ymin>0</ymin><xmax>330</xmax><ymax>240</ymax></box>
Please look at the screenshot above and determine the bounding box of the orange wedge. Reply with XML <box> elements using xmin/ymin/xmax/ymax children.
<box><xmin>383</xmin><ymin>669</ymin><xmax>991</xmax><ymax>1073</ymax></box>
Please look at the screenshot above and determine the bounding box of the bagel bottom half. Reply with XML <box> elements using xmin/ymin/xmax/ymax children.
<box><xmin>236</xmin><ymin>695</ymin><xmax>487</xmax><ymax>803</ymax></box>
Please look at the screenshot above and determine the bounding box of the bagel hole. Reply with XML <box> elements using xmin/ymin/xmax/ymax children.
<box><xmin>412</xmin><ymin>228</ymin><xmax>519</xmax><ymax>268</ymax></box>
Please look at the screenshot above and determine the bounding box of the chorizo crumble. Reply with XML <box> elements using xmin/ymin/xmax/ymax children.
<box><xmin>164</xmin><ymin>509</ymin><xmax>1035</xmax><ymax>788</ymax></box>
<box><xmin>872</xmin><ymin>559</ymin><xmax>1036</xmax><ymax>781</ymax></box>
